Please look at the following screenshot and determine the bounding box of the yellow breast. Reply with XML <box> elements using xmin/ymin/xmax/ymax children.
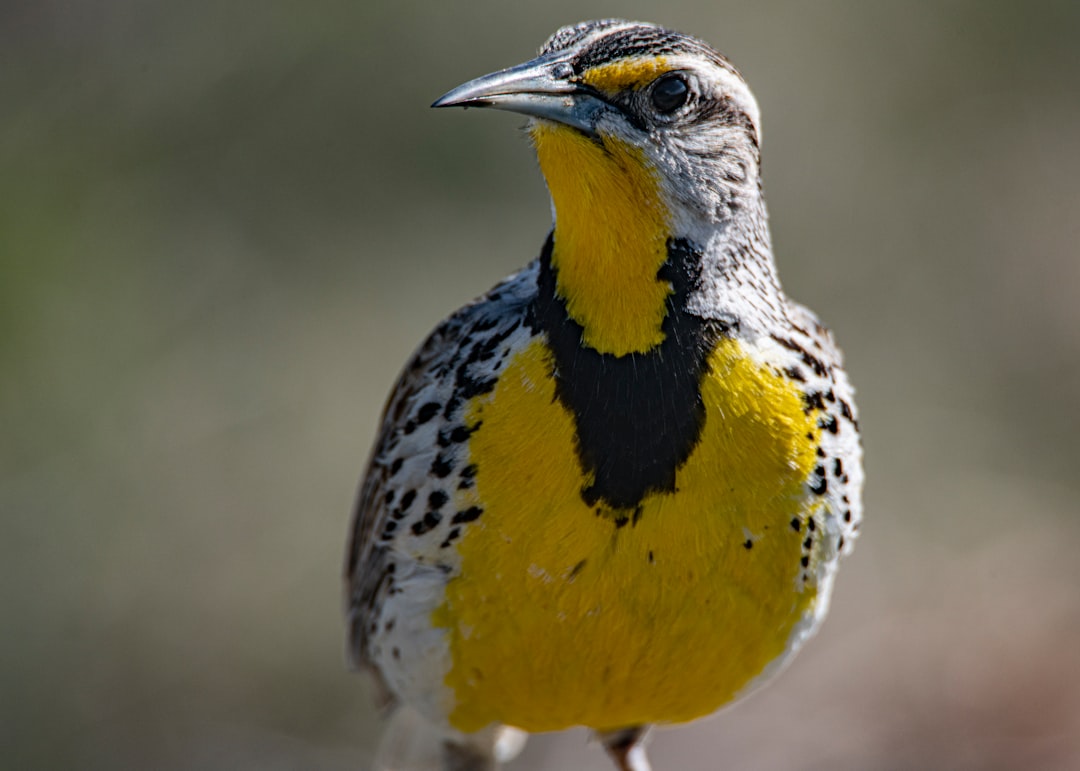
<box><xmin>434</xmin><ymin>335</ymin><xmax>823</xmax><ymax>733</ymax></box>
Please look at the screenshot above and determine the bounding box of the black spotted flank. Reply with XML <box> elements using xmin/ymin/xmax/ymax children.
<box><xmin>839</xmin><ymin>399</ymin><xmax>860</xmax><ymax>430</ymax></box>
<box><xmin>428</xmin><ymin>490</ymin><xmax>448</xmax><ymax>509</ymax></box>
<box><xmin>803</xmin><ymin>354</ymin><xmax>827</xmax><ymax>378</ymax></box>
<box><xmin>531</xmin><ymin>234</ymin><xmax>724</xmax><ymax>511</ymax></box>
<box><xmin>411</xmin><ymin>511</ymin><xmax>442</xmax><ymax>536</ymax></box>
<box><xmin>819</xmin><ymin>414</ymin><xmax>839</xmax><ymax>435</ymax></box>
<box><xmin>440</xmin><ymin>527</ymin><xmax>462</xmax><ymax>549</ymax></box>
<box><xmin>452</xmin><ymin>506</ymin><xmax>483</xmax><ymax>525</ymax></box>
<box><xmin>430</xmin><ymin>454</ymin><xmax>454</xmax><ymax>478</ymax></box>
<box><xmin>438</xmin><ymin>423</ymin><xmax>481</xmax><ymax>448</ymax></box>
<box><xmin>802</xmin><ymin>391</ymin><xmax>826</xmax><ymax>413</ymax></box>
<box><xmin>449</xmin><ymin>424</ymin><xmax>477</xmax><ymax>443</ymax></box>
<box><xmin>416</xmin><ymin>401</ymin><xmax>441</xmax><ymax>424</ymax></box>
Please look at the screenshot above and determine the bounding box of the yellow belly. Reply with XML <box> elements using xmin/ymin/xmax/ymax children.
<box><xmin>434</xmin><ymin>336</ymin><xmax>821</xmax><ymax>733</ymax></box>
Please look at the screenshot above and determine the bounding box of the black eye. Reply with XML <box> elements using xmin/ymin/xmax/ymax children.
<box><xmin>650</xmin><ymin>73</ymin><xmax>689</xmax><ymax>113</ymax></box>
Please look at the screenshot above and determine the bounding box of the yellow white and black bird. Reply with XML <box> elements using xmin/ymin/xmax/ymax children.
<box><xmin>345</xmin><ymin>19</ymin><xmax>863</xmax><ymax>771</ymax></box>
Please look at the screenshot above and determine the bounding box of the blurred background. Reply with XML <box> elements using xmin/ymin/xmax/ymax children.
<box><xmin>3</xmin><ymin>1</ymin><xmax>1079</xmax><ymax>768</ymax></box>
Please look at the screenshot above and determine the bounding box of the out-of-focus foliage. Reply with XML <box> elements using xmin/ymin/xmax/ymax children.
<box><xmin>3</xmin><ymin>2</ymin><xmax>1079</xmax><ymax>769</ymax></box>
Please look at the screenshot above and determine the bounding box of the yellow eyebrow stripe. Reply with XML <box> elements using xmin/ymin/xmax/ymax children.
<box><xmin>581</xmin><ymin>57</ymin><xmax>669</xmax><ymax>94</ymax></box>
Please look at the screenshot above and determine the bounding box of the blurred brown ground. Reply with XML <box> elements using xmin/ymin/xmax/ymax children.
<box><xmin>2</xmin><ymin>2</ymin><xmax>1079</xmax><ymax>769</ymax></box>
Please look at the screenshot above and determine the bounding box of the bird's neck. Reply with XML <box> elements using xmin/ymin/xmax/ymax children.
<box><xmin>531</xmin><ymin>122</ymin><xmax>673</xmax><ymax>357</ymax></box>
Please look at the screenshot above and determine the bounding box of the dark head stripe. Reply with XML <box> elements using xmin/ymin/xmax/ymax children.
<box><xmin>541</xmin><ymin>20</ymin><xmax>740</xmax><ymax>80</ymax></box>
<box><xmin>540</xmin><ymin>18</ymin><xmax>630</xmax><ymax>55</ymax></box>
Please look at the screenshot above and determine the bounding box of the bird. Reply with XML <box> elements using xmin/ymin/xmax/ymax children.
<box><xmin>345</xmin><ymin>19</ymin><xmax>863</xmax><ymax>771</ymax></box>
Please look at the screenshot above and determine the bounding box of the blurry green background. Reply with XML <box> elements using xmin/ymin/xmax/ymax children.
<box><xmin>4</xmin><ymin>1</ymin><xmax>1079</xmax><ymax>769</ymax></box>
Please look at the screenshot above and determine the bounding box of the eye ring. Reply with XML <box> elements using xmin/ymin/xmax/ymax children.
<box><xmin>650</xmin><ymin>73</ymin><xmax>689</xmax><ymax>114</ymax></box>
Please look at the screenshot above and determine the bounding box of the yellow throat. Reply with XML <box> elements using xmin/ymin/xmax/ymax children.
<box><xmin>531</xmin><ymin>122</ymin><xmax>672</xmax><ymax>356</ymax></box>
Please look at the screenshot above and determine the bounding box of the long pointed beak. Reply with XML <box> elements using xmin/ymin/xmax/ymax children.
<box><xmin>432</xmin><ymin>54</ymin><xmax>609</xmax><ymax>135</ymax></box>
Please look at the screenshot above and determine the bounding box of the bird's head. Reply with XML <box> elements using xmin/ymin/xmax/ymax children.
<box><xmin>434</xmin><ymin>19</ymin><xmax>765</xmax><ymax>235</ymax></box>
<box><xmin>435</xmin><ymin>20</ymin><xmax>779</xmax><ymax>355</ymax></box>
